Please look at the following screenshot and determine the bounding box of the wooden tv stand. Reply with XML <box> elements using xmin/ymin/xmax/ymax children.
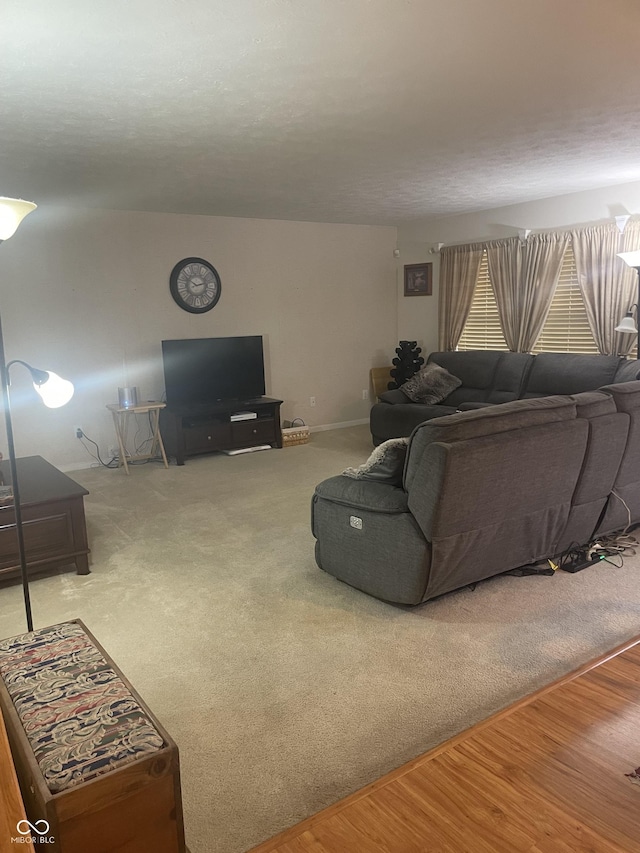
<box><xmin>159</xmin><ymin>397</ymin><xmax>283</xmax><ymax>465</ymax></box>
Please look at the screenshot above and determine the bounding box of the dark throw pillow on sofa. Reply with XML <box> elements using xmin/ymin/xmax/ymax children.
<box><xmin>400</xmin><ymin>363</ymin><xmax>462</xmax><ymax>404</ymax></box>
<box><xmin>342</xmin><ymin>437</ymin><xmax>408</xmax><ymax>486</ymax></box>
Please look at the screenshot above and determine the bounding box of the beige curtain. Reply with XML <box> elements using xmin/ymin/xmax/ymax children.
<box><xmin>485</xmin><ymin>238</ymin><xmax>520</xmax><ymax>351</ymax></box>
<box><xmin>486</xmin><ymin>233</ymin><xmax>568</xmax><ymax>352</ymax></box>
<box><xmin>518</xmin><ymin>232</ymin><xmax>570</xmax><ymax>352</ymax></box>
<box><xmin>438</xmin><ymin>243</ymin><xmax>485</xmax><ymax>351</ymax></box>
<box><xmin>572</xmin><ymin>220</ymin><xmax>640</xmax><ymax>357</ymax></box>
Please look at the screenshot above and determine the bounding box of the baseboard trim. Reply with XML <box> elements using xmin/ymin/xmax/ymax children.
<box><xmin>60</xmin><ymin>461</ymin><xmax>101</xmax><ymax>473</ymax></box>
<box><xmin>62</xmin><ymin>419</ymin><xmax>370</xmax><ymax>472</ymax></box>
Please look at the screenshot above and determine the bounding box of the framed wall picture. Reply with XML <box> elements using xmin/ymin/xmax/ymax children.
<box><xmin>404</xmin><ymin>262</ymin><xmax>432</xmax><ymax>296</ymax></box>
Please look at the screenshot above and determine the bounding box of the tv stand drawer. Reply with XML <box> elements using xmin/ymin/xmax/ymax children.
<box><xmin>231</xmin><ymin>419</ymin><xmax>276</xmax><ymax>446</ymax></box>
<box><xmin>184</xmin><ymin>423</ymin><xmax>231</xmax><ymax>453</ymax></box>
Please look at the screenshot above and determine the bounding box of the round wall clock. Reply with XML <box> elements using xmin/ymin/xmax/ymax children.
<box><xmin>170</xmin><ymin>257</ymin><xmax>222</xmax><ymax>313</ymax></box>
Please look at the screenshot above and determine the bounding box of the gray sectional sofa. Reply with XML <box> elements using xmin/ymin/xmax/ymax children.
<box><xmin>370</xmin><ymin>351</ymin><xmax>640</xmax><ymax>444</ymax></box>
<box><xmin>312</xmin><ymin>380</ymin><xmax>640</xmax><ymax>605</ymax></box>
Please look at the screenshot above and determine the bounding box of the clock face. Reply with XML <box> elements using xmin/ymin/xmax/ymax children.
<box><xmin>170</xmin><ymin>258</ymin><xmax>221</xmax><ymax>313</ymax></box>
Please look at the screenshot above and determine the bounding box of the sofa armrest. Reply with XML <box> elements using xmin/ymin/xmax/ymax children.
<box><xmin>314</xmin><ymin>476</ymin><xmax>408</xmax><ymax>513</ymax></box>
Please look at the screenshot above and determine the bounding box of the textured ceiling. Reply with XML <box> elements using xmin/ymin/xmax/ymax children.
<box><xmin>2</xmin><ymin>0</ymin><xmax>640</xmax><ymax>225</ymax></box>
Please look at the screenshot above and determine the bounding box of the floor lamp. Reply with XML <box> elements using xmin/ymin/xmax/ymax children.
<box><xmin>0</xmin><ymin>197</ymin><xmax>75</xmax><ymax>632</ymax></box>
<box><xmin>616</xmin><ymin>251</ymin><xmax>640</xmax><ymax>360</ymax></box>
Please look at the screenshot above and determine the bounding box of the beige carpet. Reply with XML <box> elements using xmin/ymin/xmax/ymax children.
<box><xmin>1</xmin><ymin>425</ymin><xmax>640</xmax><ymax>853</ymax></box>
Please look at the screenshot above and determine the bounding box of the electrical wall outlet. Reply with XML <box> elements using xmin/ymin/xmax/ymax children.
<box><xmin>109</xmin><ymin>446</ymin><xmax>119</xmax><ymax>458</ymax></box>
<box><xmin>74</xmin><ymin>426</ymin><xmax>83</xmax><ymax>439</ymax></box>
<box><xmin>362</xmin><ymin>389</ymin><xmax>369</xmax><ymax>400</ymax></box>
<box><xmin>310</xmin><ymin>396</ymin><xmax>316</xmax><ymax>407</ymax></box>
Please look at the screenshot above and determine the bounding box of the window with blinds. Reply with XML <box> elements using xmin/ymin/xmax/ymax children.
<box><xmin>532</xmin><ymin>244</ymin><xmax>598</xmax><ymax>354</ymax></box>
<box><xmin>457</xmin><ymin>252</ymin><xmax>508</xmax><ymax>351</ymax></box>
<box><xmin>457</xmin><ymin>243</ymin><xmax>599</xmax><ymax>354</ymax></box>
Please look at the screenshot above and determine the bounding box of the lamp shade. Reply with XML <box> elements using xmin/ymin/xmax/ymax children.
<box><xmin>615</xmin><ymin>314</ymin><xmax>638</xmax><ymax>334</ymax></box>
<box><xmin>617</xmin><ymin>250</ymin><xmax>640</xmax><ymax>269</ymax></box>
<box><xmin>0</xmin><ymin>198</ymin><xmax>37</xmax><ymax>241</ymax></box>
<box><xmin>33</xmin><ymin>371</ymin><xmax>74</xmax><ymax>408</ymax></box>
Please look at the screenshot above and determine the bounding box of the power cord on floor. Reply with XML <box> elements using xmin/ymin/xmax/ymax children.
<box><xmin>586</xmin><ymin>531</ymin><xmax>637</xmax><ymax>569</ymax></box>
<box><xmin>552</xmin><ymin>531</ymin><xmax>638</xmax><ymax>573</ymax></box>
<box><xmin>77</xmin><ymin>430</ymin><xmax>120</xmax><ymax>468</ymax></box>
<box><xmin>77</xmin><ymin>429</ymin><xmax>166</xmax><ymax>469</ymax></box>
<box><xmin>503</xmin><ymin>529</ymin><xmax>638</xmax><ymax>579</ymax></box>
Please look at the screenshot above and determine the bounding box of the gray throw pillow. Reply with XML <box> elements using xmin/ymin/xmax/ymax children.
<box><xmin>400</xmin><ymin>363</ymin><xmax>462</xmax><ymax>404</ymax></box>
<box><xmin>342</xmin><ymin>437</ymin><xmax>408</xmax><ymax>487</ymax></box>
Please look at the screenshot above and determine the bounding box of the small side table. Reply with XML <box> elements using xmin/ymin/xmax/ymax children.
<box><xmin>106</xmin><ymin>401</ymin><xmax>169</xmax><ymax>474</ymax></box>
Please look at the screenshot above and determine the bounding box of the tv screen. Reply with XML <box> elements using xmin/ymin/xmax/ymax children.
<box><xmin>162</xmin><ymin>336</ymin><xmax>265</xmax><ymax>408</ymax></box>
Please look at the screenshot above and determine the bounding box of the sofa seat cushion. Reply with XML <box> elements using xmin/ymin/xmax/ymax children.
<box><xmin>400</xmin><ymin>363</ymin><xmax>462</xmax><ymax>404</ymax></box>
<box><xmin>314</xmin><ymin>476</ymin><xmax>409</xmax><ymax>514</ymax></box>
<box><xmin>0</xmin><ymin>621</ymin><xmax>164</xmax><ymax>793</ymax></box>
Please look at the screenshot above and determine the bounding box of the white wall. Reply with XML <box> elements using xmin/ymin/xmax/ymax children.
<box><xmin>396</xmin><ymin>178</ymin><xmax>640</xmax><ymax>354</ymax></box>
<box><xmin>395</xmin><ymin>242</ymin><xmax>440</xmax><ymax>363</ymax></box>
<box><xmin>0</xmin><ymin>207</ymin><xmax>397</xmax><ymax>470</ymax></box>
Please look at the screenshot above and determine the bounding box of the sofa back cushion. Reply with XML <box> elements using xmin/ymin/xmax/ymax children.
<box><xmin>486</xmin><ymin>352</ymin><xmax>534</xmax><ymax>403</ymax></box>
<box><xmin>613</xmin><ymin>358</ymin><xmax>640</xmax><ymax>383</ymax></box>
<box><xmin>426</xmin><ymin>350</ymin><xmax>502</xmax><ymax>406</ymax></box>
<box><xmin>595</xmin><ymin>380</ymin><xmax>640</xmax><ymax>534</ymax></box>
<box><xmin>570</xmin><ymin>394</ymin><xmax>628</xmax><ymax>507</ymax></box>
<box><xmin>427</xmin><ymin>350</ymin><xmax>533</xmax><ymax>407</ymax></box>
<box><xmin>555</xmin><ymin>390</ymin><xmax>629</xmax><ymax>552</ymax></box>
<box><xmin>405</xmin><ymin>408</ymin><xmax>588</xmax><ymax>600</ymax></box>
<box><xmin>520</xmin><ymin>353</ymin><xmax>622</xmax><ymax>398</ymax></box>
<box><xmin>404</xmin><ymin>394</ymin><xmax>577</xmax><ymax>491</ymax></box>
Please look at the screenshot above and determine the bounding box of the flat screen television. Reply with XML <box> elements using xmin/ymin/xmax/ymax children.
<box><xmin>162</xmin><ymin>336</ymin><xmax>265</xmax><ymax>408</ymax></box>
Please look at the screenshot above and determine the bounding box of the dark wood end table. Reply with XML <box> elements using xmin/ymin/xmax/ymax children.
<box><xmin>0</xmin><ymin>456</ymin><xmax>90</xmax><ymax>580</ymax></box>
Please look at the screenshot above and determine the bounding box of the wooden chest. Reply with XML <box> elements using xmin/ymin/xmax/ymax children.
<box><xmin>0</xmin><ymin>620</ymin><xmax>185</xmax><ymax>853</ymax></box>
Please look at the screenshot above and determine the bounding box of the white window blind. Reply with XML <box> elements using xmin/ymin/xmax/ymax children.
<box><xmin>457</xmin><ymin>252</ymin><xmax>508</xmax><ymax>351</ymax></box>
<box><xmin>457</xmin><ymin>243</ymin><xmax>598</xmax><ymax>354</ymax></box>
<box><xmin>532</xmin><ymin>244</ymin><xmax>598</xmax><ymax>354</ymax></box>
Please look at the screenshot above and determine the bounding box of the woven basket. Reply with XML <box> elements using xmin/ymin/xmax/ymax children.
<box><xmin>282</xmin><ymin>421</ymin><xmax>310</xmax><ymax>447</ymax></box>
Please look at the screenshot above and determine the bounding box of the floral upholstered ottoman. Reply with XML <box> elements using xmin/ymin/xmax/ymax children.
<box><xmin>0</xmin><ymin>619</ymin><xmax>185</xmax><ymax>853</ymax></box>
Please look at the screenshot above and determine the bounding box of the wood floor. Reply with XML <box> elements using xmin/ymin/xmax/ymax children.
<box><xmin>249</xmin><ymin>635</ymin><xmax>640</xmax><ymax>853</ymax></box>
